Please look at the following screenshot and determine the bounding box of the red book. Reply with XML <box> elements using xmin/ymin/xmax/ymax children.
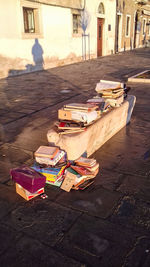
<box><xmin>70</xmin><ymin>165</ymin><xmax>93</xmax><ymax>176</ymax></box>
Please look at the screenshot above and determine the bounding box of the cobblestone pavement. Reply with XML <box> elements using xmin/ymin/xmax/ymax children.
<box><xmin>0</xmin><ymin>48</ymin><xmax>150</xmax><ymax>267</ymax></box>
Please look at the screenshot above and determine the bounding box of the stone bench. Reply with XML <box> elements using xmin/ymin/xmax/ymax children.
<box><xmin>47</xmin><ymin>95</ymin><xmax>136</xmax><ymax>160</ymax></box>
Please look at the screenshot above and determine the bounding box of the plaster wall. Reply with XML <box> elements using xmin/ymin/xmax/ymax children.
<box><xmin>0</xmin><ymin>0</ymin><xmax>116</xmax><ymax>78</ymax></box>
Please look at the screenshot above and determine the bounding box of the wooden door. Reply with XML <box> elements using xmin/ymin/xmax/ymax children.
<box><xmin>97</xmin><ymin>18</ymin><xmax>103</xmax><ymax>57</ymax></box>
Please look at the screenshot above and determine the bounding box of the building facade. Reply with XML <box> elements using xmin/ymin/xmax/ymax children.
<box><xmin>0</xmin><ymin>0</ymin><xmax>116</xmax><ymax>78</ymax></box>
<box><xmin>0</xmin><ymin>0</ymin><xmax>150</xmax><ymax>78</ymax></box>
<box><xmin>116</xmin><ymin>0</ymin><xmax>150</xmax><ymax>52</ymax></box>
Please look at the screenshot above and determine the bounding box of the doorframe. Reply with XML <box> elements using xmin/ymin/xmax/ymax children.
<box><xmin>133</xmin><ymin>11</ymin><xmax>138</xmax><ymax>49</ymax></box>
<box><xmin>97</xmin><ymin>13</ymin><xmax>105</xmax><ymax>56</ymax></box>
<box><xmin>116</xmin><ymin>12</ymin><xmax>123</xmax><ymax>52</ymax></box>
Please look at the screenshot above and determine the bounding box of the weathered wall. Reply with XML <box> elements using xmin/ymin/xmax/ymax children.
<box><xmin>0</xmin><ymin>0</ymin><xmax>116</xmax><ymax>78</ymax></box>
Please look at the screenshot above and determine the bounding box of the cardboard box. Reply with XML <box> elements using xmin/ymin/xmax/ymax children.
<box><xmin>16</xmin><ymin>183</ymin><xmax>44</xmax><ymax>201</ymax></box>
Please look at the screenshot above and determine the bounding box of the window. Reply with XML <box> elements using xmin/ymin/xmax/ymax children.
<box><xmin>23</xmin><ymin>7</ymin><xmax>35</xmax><ymax>33</ymax></box>
<box><xmin>126</xmin><ymin>15</ymin><xmax>131</xmax><ymax>37</ymax></box>
<box><xmin>98</xmin><ymin>3</ymin><xmax>105</xmax><ymax>14</ymax></box>
<box><xmin>21</xmin><ymin>0</ymin><xmax>42</xmax><ymax>38</ymax></box>
<box><xmin>73</xmin><ymin>14</ymin><xmax>81</xmax><ymax>34</ymax></box>
<box><xmin>143</xmin><ymin>19</ymin><xmax>146</xmax><ymax>35</ymax></box>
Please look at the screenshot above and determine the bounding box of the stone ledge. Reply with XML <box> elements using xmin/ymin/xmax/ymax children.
<box><xmin>47</xmin><ymin>95</ymin><xmax>136</xmax><ymax>160</ymax></box>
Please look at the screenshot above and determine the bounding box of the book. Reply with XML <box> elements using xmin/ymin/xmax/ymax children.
<box><xmin>72</xmin><ymin>177</ymin><xmax>95</xmax><ymax>190</ymax></box>
<box><xmin>57</xmin><ymin>121</ymin><xmax>85</xmax><ymax>130</ymax></box>
<box><xmin>74</xmin><ymin>157</ymin><xmax>96</xmax><ymax>167</ymax></box>
<box><xmin>71</xmin><ymin>110</ymin><xmax>98</xmax><ymax>124</ymax></box>
<box><xmin>87</xmin><ymin>97</ymin><xmax>104</xmax><ymax>103</ymax></box>
<box><xmin>32</xmin><ymin>163</ymin><xmax>66</xmax><ymax>182</ymax></box>
<box><xmin>95</xmin><ymin>80</ymin><xmax>124</xmax><ymax>93</ymax></box>
<box><xmin>86</xmin><ymin>162</ymin><xmax>100</xmax><ymax>172</ymax></box>
<box><xmin>58</xmin><ymin>128</ymin><xmax>86</xmax><ymax>135</ymax></box>
<box><xmin>46</xmin><ymin>176</ymin><xmax>64</xmax><ymax>187</ymax></box>
<box><xmin>58</xmin><ymin>109</ymin><xmax>99</xmax><ymax>124</ymax></box>
<box><xmin>58</xmin><ymin>109</ymin><xmax>72</xmax><ymax>121</ymax></box>
<box><xmin>34</xmin><ymin>146</ymin><xmax>59</xmax><ymax>159</ymax></box>
<box><xmin>70</xmin><ymin>165</ymin><xmax>94</xmax><ymax>176</ymax></box>
<box><xmin>60</xmin><ymin>171</ymin><xmax>77</xmax><ymax>192</ymax></box>
<box><xmin>35</xmin><ymin>150</ymin><xmax>65</xmax><ymax>166</ymax></box>
<box><xmin>101</xmin><ymin>90</ymin><xmax>124</xmax><ymax>99</ymax></box>
<box><xmin>64</xmin><ymin>103</ymin><xmax>98</xmax><ymax>111</ymax></box>
<box><xmin>16</xmin><ymin>183</ymin><xmax>44</xmax><ymax>201</ymax></box>
<box><xmin>78</xmin><ymin>179</ymin><xmax>94</xmax><ymax>190</ymax></box>
<box><xmin>105</xmin><ymin>95</ymin><xmax>124</xmax><ymax>107</ymax></box>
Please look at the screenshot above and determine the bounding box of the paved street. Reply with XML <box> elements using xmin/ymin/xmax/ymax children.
<box><xmin>0</xmin><ymin>48</ymin><xmax>150</xmax><ymax>267</ymax></box>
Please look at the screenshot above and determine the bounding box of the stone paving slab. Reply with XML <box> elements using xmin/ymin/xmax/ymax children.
<box><xmin>95</xmin><ymin>169</ymin><xmax>125</xmax><ymax>191</ymax></box>
<box><xmin>56</xmin><ymin>186</ymin><xmax>121</xmax><ymax>218</ymax></box>
<box><xmin>111</xmin><ymin>196</ymin><xmax>150</xmax><ymax>232</ymax></box>
<box><xmin>0</xmin><ymin>223</ymin><xmax>22</xmax><ymax>257</ymax></box>
<box><xmin>5</xmin><ymin>199</ymin><xmax>81</xmax><ymax>247</ymax></box>
<box><xmin>122</xmin><ymin>237</ymin><xmax>150</xmax><ymax>267</ymax></box>
<box><xmin>0</xmin><ymin>235</ymin><xmax>82</xmax><ymax>267</ymax></box>
<box><xmin>117</xmin><ymin>174</ymin><xmax>150</xmax><ymax>200</ymax></box>
<box><xmin>0</xmin><ymin>184</ymin><xmax>24</xmax><ymax>220</ymax></box>
<box><xmin>55</xmin><ymin>214</ymin><xmax>139</xmax><ymax>267</ymax></box>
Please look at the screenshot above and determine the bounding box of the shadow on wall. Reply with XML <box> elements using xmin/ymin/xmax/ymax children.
<box><xmin>8</xmin><ymin>38</ymin><xmax>44</xmax><ymax>77</ymax></box>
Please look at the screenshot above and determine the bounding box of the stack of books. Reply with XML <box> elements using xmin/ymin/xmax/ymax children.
<box><xmin>32</xmin><ymin>145</ymin><xmax>67</xmax><ymax>186</ymax></box>
<box><xmin>86</xmin><ymin>96</ymin><xmax>110</xmax><ymax>113</ymax></box>
<box><xmin>57</xmin><ymin>103</ymin><xmax>101</xmax><ymax>134</ymax></box>
<box><xmin>60</xmin><ymin>156</ymin><xmax>99</xmax><ymax>191</ymax></box>
<box><xmin>10</xmin><ymin>166</ymin><xmax>46</xmax><ymax>201</ymax></box>
<box><xmin>32</xmin><ymin>162</ymin><xmax>66</xmax><ymax>187</ymax></box>
<box><xmin>95</xmin><ymin>80</ymin><xmax>125</xmax><ymax>107</ymax></box>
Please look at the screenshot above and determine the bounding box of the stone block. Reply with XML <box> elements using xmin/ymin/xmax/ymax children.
<box><xmin>47</xmin><ymin>95</ymin><xmax>136</xmax><ymax>160</ymax></box>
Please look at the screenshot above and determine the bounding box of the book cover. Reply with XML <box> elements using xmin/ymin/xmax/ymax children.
<box><xmin>34</xmin><ymin>146</ymin><xmax>59</xmax><ymax>159</ymax></box>
<box><xmin>71</xmin><ymin>110</ymin><xmax>98</xmax><ymax>124</ymax></box>
<box><xmin>64</xmin><ymin>103</ymin><xmax>98</xmax><ymax>111</ymax></box>
<box><xmin>35</xmin><ymin>150</ymin><xmax>65</xmax><ymax>166</ymax></box>
<box><xmin>61</xmin><ymin>171</ymin><xmax>77</xmax><ymax>192</ymax></box>
<box><xmin>95</xmin><ymin>80</ymin><xmax>124</xmax><ymax>93</ymax></box>
<box><xmin>102</xmin><ymin>91</ymin><xmax>124</xmax><ymax>99</ymax></box>
<box><xmin>75</xmin><ymin>157</ymin><xmax>96</xmax><ymax>167</ymax></box>
<box><xmin>58</xmin><ymin>121</ymin><xmax>85</xmax><ymax>130</ymax></box>
<box><xmin>16</xmin><ymin>183</ymin><xmax>44</xmax><ymax>201</ymax></box>
<box><xmin>58</xmin><ymin>128</ymin><xmax>86</xmax><ymax>135</ymax></box>
<box><xmin>70</xmin><ymin>165</ymin><xmax>94</xmax><ymax>176</ymax></box>
<box><xmin>87</xmin><ymin>97</ymin><xmax>104</xmax><ymax>103</ymax></box>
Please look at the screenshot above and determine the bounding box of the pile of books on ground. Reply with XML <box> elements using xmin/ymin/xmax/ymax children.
<box><xmin>10</xmin><ymin>145</ymin><xmax>99</xmax><ymax>200</ymax></box>
<box><xmin>95</xmin><ymin>80</ymin><xmax>126</xmax><ymax>107</ymax></box>
<box><xmin>32</xmin><ymin>146</ymin><xmax>99</xmax><ymax>192</ymax></box>
<box><xmin>32</xmin><ymin>145</ymin><xmax>68</xmax><ymax>187</ymax></box>
<box><xmin>56</xmin><ymin>101</ymin><xmax>110</xmax><ymax>135</ymax></box>
<box><xmin>61</xmin><ymin>156</ymin><xmax>99</xmax><ymax>191</ymax></box>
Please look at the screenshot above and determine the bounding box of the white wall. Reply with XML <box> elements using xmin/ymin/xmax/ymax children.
<box><xmin>0</xmin><ymin>0</ymin><xmax>116</xmax><ymax>78</ymax></box>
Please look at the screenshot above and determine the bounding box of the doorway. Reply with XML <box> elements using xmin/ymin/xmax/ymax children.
<box><xmin>134</xmin><ymin>12</ymin><xmax>138</xmax><ymax>48</ymax></box>
<box><xmin>116</xmin><ymin>15</ymin><xmax>121</xmax><ymax>52</ymax></box>
<box><xmin>97</xmin><ymin>18</ymin><xmax>103</xmax><ymax>57</ymax></box>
